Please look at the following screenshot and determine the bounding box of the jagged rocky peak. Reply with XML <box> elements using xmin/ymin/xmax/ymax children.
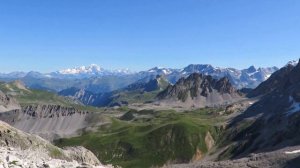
<box><xmin>157</xmin><ymin>73</ymin><xmax>241</xmax><ymax>107</ymax></box>
<box><xmin>215</xmin><ymin>77</ymin><xmax>236</xmax><ymax>94</ymax></box>
<box><xmin>246</xmin><ymin>65</ymin><xmax>256</xmax><ymax>73</ymax></box>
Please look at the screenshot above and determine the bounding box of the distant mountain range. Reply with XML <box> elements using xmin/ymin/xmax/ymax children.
<box><xmin>1</xmin><ymin>61</ymin><xmax>297</xmax><ymax>93</ymax></box>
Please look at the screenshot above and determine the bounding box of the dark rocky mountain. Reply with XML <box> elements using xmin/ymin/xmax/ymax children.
<box><xmin>157</xmin><ymin>73</ymin><xmax>242</xmax><ymax>107</ymax></box>
<box><xmin>220</xmin><ymin>59</ymin><xmax>300</xmax><ymax>159</ymax></box>
<box><xmin>247</xmin><ymin>63</ymin><xmax>295</xmax><ymax>98</ymax></box>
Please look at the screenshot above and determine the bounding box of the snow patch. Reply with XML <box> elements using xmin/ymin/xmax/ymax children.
<box><xmin>265</xmin><ymin>74</ymin><xmax>272</xmax><ymax>79</ymax></box>
<box><xmin>59</xmin><ymin>64</ymin><xmax>103</xmax><ymax>74</ymax></box>
<box><xmin>286</xmin><ymin>96</ymin><xmax>300</xmax><ymax>116</ymax></box>
<box><xmin>285</xmin><ymin>149</ymin><xmax>300</xmax><ymax>154</ymax></box>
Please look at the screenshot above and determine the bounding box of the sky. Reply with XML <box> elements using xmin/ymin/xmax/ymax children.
<box><xmin>0</xmin><ymin>0</ymin><xmax>300</xmax><ymax>72</ymax></box>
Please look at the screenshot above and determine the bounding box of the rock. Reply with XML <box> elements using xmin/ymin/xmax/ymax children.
<box><xmin>205</xmin><ymin>132</ymin><xmax>215</xmax><ymax>151</ymax></box>
<box><xmin>157</xmin><ymin>73</ymin><xmax>242</xmax><ymax>108</ymax></box>
<box><xmin>0</xmin><ymin>120</ymin><xmax>112</xmax><ymax>168</ymax></box>
<box><xmin>64</xmin><ymin>146</ymin><xmax>100</xmax><ymax>166</ymax></box>
<box><xmin>0</xmin><ymin>90</ymin><xmax>20</xmax><ymax>113</ymax></box>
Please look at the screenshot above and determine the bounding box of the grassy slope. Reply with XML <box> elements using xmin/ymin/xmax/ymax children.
<box><xmin>55</xmin><ymin>108</ymin><xmax>225</xmax><ymax>168</ymax></box>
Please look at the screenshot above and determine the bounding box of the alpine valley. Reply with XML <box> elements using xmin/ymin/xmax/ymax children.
<box><xmin>1</xmin><ymin>60</ymin><xmax>300</xmax><ymax>168</ymax></box>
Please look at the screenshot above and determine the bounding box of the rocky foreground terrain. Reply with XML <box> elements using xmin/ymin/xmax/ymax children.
<box><xmin>169</xmin><ymin>146</ymin><xmax>300</xmax><ymax>168</ymax></box>
<box><xmin>0</xmin><ymin>120</ymin><xmax>111</xmax><ymax>168</ymax></box>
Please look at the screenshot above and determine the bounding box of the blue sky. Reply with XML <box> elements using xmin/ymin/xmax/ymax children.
<box><xmin>0</xmin><ymin>0</ymin><xmax>300</xmax><ymax>72</ymax></box>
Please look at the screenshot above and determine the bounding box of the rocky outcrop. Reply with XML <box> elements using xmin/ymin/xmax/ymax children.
<box><xmin>64</xmin><ymin>146</ymin><xmax>101</xmax><ymax>166</ymax></box>
<box><xmin>157</xmin><ymin>73</ymin><xmax>242</xmax><ymax>108</ymax></box>
<box><xmin>0</xmin><ymin>120</ymin><xmax>107</xmax><ymax>168</ymax></box>
<box><xmin>0</xmin><ymin>90</ymin><xmax>20</xmax><ymax>112</ymax></box>
<box><xmin>205</xmin><ymin>132</ymin><xmax>215</xmax><ymax>151</ymax></box>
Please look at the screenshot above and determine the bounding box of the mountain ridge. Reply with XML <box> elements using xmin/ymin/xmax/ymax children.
<box><xmin>0</xmin><ymin>63</ymin><xmax>280</xmax><ymax>91</ymax></box>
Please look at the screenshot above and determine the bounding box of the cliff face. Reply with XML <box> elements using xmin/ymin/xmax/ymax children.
<box><xmin>157</xmin><ymin>73</ymin><xmax>242</xmax><ymax>108</ymax></box>
<box><xmin>0</xmin><ymin>104</ymin><xmax>107</xmax><ymax>141</ymax></box>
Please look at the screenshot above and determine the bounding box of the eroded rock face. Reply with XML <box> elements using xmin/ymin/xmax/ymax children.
<box><xmin>0</xmin><ymin>105</ymin><xmax>100</xmax><ymax>141</ymax></box>
<box><xmin>22</xmin><ymin>104</ymin><xmax>89</xmax><ymax>118</ymax></box>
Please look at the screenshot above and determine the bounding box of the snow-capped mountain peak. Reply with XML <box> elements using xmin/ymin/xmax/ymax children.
<box><xmin>58</xmin><ymin>64</ymin><xmax>104</xmax><ymax>75</ymax></box>
<box><xmin>147</xmin><ymin>67</ymin><xmax>174</xmax><ymax>75</ymax></box>
<box><xmin>51</xmin><ymin>64</ymin><xmax>135</xmax><ymax>79</ymax></box>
